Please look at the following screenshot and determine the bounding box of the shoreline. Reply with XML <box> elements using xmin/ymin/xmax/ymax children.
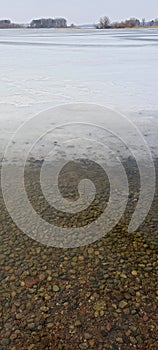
<box><xmin>0</xmin><ymin>26</ymin><xmax>158</xmax><ymax>30</ymax></box>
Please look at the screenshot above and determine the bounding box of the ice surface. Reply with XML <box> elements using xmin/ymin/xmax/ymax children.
<box><xmin>0</xmin><ymin>28</ymin><xmax>158</xmax><ymax>158</ymax></box>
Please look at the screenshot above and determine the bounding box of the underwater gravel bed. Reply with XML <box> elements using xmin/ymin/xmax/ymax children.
<box><xmin>0</xmin><ymin>158</ymin><xmax>157</xmax><ymax>350</ymax></box>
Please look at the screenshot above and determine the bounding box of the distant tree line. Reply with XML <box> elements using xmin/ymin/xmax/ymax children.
<box><xmin>0</xmin><ymin>19</ymin><xmax>21</xmax><ymax>28</ymax></box>
<box><xmin>96</xmin><ymin>16</ymin><xmax>158</xmax><ymax>29</ymax></box>
<box><xmin>30</xmin><ymin>18</ymin><xmax>67</xmax><ymax>28</ymax></box>
<box><xmin>0</xmin><ymin>16</ymin><xmax>158</xmax><ymax>29</ymax></box>
<box><xmin>0</xmin><ymin>18</ymin><xmax>67</xmax><ymax>29</ymax></box>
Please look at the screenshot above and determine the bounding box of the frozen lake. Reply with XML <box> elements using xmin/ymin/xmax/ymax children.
<box><xmin>0</xmin><ymin>28</ymin><xmax>158</xmax><ymax>158</ymax></box>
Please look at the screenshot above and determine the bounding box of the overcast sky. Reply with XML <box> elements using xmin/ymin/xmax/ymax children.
<box><xmin>0</xmin><ymin>0</ymin><xmax>158</xmax><ymax>24</ymax></box>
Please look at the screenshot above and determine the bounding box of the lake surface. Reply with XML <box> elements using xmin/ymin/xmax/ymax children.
<box><xmin>0</xmin><ymin>28</ymin><xmax>158</xmax><ymax>350</ymax></box>
<box><xmin>0</xmin><ymin>28</ymin><xmax>158</xmax><ymax>159</ymax></box>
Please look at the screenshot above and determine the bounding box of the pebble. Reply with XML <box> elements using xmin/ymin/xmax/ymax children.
<box><xmin>44</xmin><ymin>293</ymin><xmax>51</xmax><ymax>301</ymax></box>
<box><xmin>47</xmin><ymin>323</ymin><xmax>54</xmax><ymax>329</ymax></box>
<box><xmin>116</xmin><ymin>337</ymin><xmax>123</xmax><ymax>343</ymax></box>
<box><xmin>94</xmin><ymin>311</ymin><xmax>99</xmax><ymax>318</ymax></box>
<box><xmin>0</xmin><ymin>159</ymin><xmax>157</xmax><ymax>350</ymax></box>
<box><xmin>40</xmin><ymin>306</ymin><xmax>49</xmax><ymax>312</ymax></box>
<box><xmin>74</xmin><ymin>320</ymin><xmax>82</xmax><ymax>327</ymax></box>
<box><xmin>120</xmin><ymin>273</ymin><xmax>127</xmax><ymax>279</ymax></box>
<box><xmin>28</xmin><ymin>323</ymin><xmax>35</xmax><ymax>330</ymax></box>
<box><xmin>15</xmin><ymin>313</ymin><xmax>23</xmax><ymax>320</ymax></box>
<box><xmin>131</xmin><ymin>309</ymin><xmax>137</xmax><ymax>315</ymax></box>
<box><xmin>53</xmin><ymin>285</ymin><xmax>60</xmax><ymax>292</ymax></box>
<box><xmin>39</xmin><ymin>273</ymin><xmax>45</xmax><ymax>281</ymax></box>
<box><xmin>84</xmin><ymin>332</ymin><xmax>92</xmax><ymax>340</ymax></box>
<box><xmin>124</xmin><ymin>293</ymin><xmax>131</xmax><ymax>300</ymax></box>
<box><xmin>123</xmin><ymin>308</ymin><xmax>130</xmax><ymax>315</ymax></box>
<box><xmin>89</xmin><ymin>339</ymin><xmax>95</xmax><ymax>346</ymax></box>
<box><xmin>87</xmin><ymin>248</ymin><xmax>94</xmax><ymax>254</ymax></box>
<box><xmin>100</xmin><ymin>310</ymin><xmax>104</xmax><ymax>316</ymax></box>
<box><xmin>106</xmin><ymin>322</ymin><xmax>112</xmax><ymax>332</ymax></box>
<box><xmin>143</xmin><ymin>315</ymin><xmax>149</xmax><ymax>322</ymax></box>
<box><xmin>36</xmin><ymin>248</ymin><xmax>41</xmax><ymax>254</ymax></box>
<box><xmin>131</xmin><ymin>270</ymin><xmax>138</xmax><ymax>276</ymax></box>
<box><xmin>119</xmin><ymin>300</ymin><xmax>128</xmax><ymax>309</ymax></box>
<box><xmin>20</xmin><ymin>281</ymin><xmax>25</xmax><ymax>287</ymax></box>
<box><xmin>10</xmin><ymin>333</ymin><xmax>17</xmax><ymax>341</ymax></box>
<box><xmin>130</xmin><ymin>336</ymin><xmax>137</xmax><ymax>345</ymax></box>
<box><xmin>28</xmin><ymin>346</ymin><xmax>34</xmax><ymax>350</ymax></box>
<box><xmin>47</xmin><ymin>276</ymin><xmax>52</xmax><ymax>281</ymax></box>
<box><xmin>93</xmin><ymin>301</ymin><xmax>105</xmax><ymax>311</ymax></box>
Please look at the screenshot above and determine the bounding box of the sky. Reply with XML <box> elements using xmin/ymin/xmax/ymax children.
<box><xmin>0</xmin><ymin>0</ymin><xmax>158</xmax><ymax>24</ymax></box>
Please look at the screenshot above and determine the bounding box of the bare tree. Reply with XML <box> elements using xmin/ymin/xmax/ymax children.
<box><xmin>98</xmin><ymin>16</ymin><xmax>110</xmax><ymax>29</ymax></box>
<box><xmin>142</xmin><ymin>18</ymin><xmax>146</xmax><ymax>26</ymax></box>
<box><xmin>112</xmin><ymin>18</ymin><xmax>140</xmax><ymax>29</ymax></box>
<box><xmin>112</xmin><ymin>21</ymin><xmax>125</xmax><ymax>29</ymax></box>
<box><xmin>124</xmin><ymin>18</ymin><xmax>140</xmax><ymax>28</ymax></box>
<box><xmin>154</xmin><ymin>18</ymin><xmax>158</xmax><ymax>25</ymax></box>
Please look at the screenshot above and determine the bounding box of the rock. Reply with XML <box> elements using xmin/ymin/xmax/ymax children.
<box><xmin>143</xmin><ymin>315</ymin><xmax>148</xmax><ymax>322</ymax></box>
<box><xmin>130</xmin><ymin>336</ymin><xmax>137</xmax><ymax>345</ymax></box>
<box><xmin>101</xmin><ymin>328</ymin><xmax>108</xmax><ymax>337</ymax></box>
<box><xmin>28</xmin><ymin>323</ymin><xmax>35</xmax><ymax>330</ymax></box>
<box><xmin>94</xmin><ymin>311</ymin><xmax>99</xmax><ymax>318</ymax></box>
<box><xmin>11</xmin><ymin>291</ymin><xmax>16</xmax><ymax>298</ymax></box>
<box><xmin>89</xmin><ymin>339</ymin><xmax>95</xmax><ymax>346</ymax></box>
<box><xmin>28</xmin><ymin>345</ymin><xmax>34</xmax><ymax>350</ymax></box>
<box><xmin>0</xmin><ymin>339</ymin><xmax>10</xmax><ymax>347</ymax></box>
<box><xmin>136</xmin><ymin>335</ymin><xmax>143</xmax><ymax>344</ymax></box>
<box><xmin>78</xmin><ymin>255</ymin><xmax>84</xmax><ymax>261</ymax></box>
<box><xmin>84</xmin><ymin>333</ymin><xmax>92</xmax><ymax>340</ymax></box>
<box><xmin>47</xmin><ymin>276</ymin><xmax>52</xmax><ymax>281</ymax></box>
<box><xmin>79</xmin><ymin>343</ymin><xmax>88</xmax><ymax>349</ymax></box>
<box><xmin>131</xmin><ymin>270</ymin><xmax>138</xmax><ymax>276</ymax></box>
<box><xmin>74</xmin><ymin>320</ymin><xmax>82</xmax><ymax>327</ymax></box>
<box><xmin>116</xmin><ymin>337</ymin><xmax>123</xmax><ymax>343</ymax></box>
<box><xmin>47</xmin><ymin>323</ymin><xmax>54</xmax><ymax>329</ymax></box>
<box><xmin>39</xmin><ymin>273</ymin><xmax>45</xmax><ymax>281</ymax></box>
<box><xmin>131</xmin><ymin>309</ymin><xmax>137</xmax><ymax>315</ymax></box>
<box><xmin>53</xmin><ymin>285</ymin><xmax>60</xmax><ymax>292</ymax></box>
<box><xmin>15</xmin><ymin>313</ymin><xmax>23</xmax><ymax>320</ymax></box>
<box><xmin>87</xmin><ymin>248</ymin><xmax>94</xmax><ymax>254</ymax></box>
<box><xmin>10</xmin><ymin>333</ymin><xmax>18</xmax><ymax>341</ymax></box>
<box><xmin>44</xmin><ymin>294</ymin><xmax>51</xmax><ymax>301</ymax></box>
<box><xmin>119</xmin><ymin>300</ymin><xmax>128</xmax><ymax>309</ymax></box>
<box><xmin>20</xmin><ymin>281</ymin><xmax>25</xmax><ymax>287</ymax></box>
<box><xmin>100</xmin><ymin>310</ymin><xmax>104</xmax><ymax>316</ymax></box>
<box><xmin>124</xmin><ymin>293</ymin><xmax>131</xmax><ymax>300</ymax></box>
<box><xmin>120</xmin><ymin>273</ymin><xmax>127</xmax><ymax>279</ymax></box>
<box><xmin>36</xmin><ymin>248</ymin><xmax>41</xmax><ymax>254</ymax></box>
<box><xmin>106</xmin><ymin>322</ymin><xmax>112</xmax><ymax>332</ymax></box>
<box><xmin>93</xmin><ymin>301</ymin><xmax>104</xmax><ymax>312</ymax></box>
<box><xmin>40</xmin><ymin>306</ymin><xmax>49</xmax><ymax>312</ymax></box>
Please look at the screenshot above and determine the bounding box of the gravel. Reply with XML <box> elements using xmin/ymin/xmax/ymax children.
<box><xmin>0</xmin><ymin>158</ymin><xmax>158</xmax><ymax>349</ymax></box>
